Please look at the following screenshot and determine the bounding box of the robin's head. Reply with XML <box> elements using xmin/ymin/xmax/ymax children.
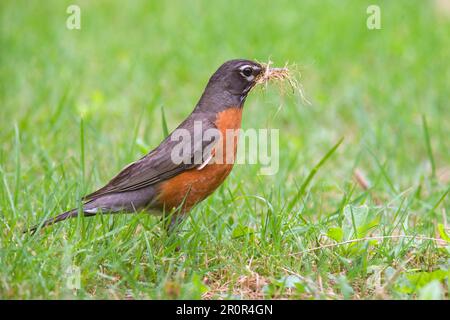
<box><xmin>211</xmin><ymin>59</ymin><xmax>263</xmax><ymax>95</ymax></box>
<box><xmin>196</xmin><ymin>59</ymin><xmax>263</xmax><ymax>111</ymax></box>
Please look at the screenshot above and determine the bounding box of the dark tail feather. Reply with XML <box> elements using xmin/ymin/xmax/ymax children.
<box><xmin>26</xmin><ymin>209</ymin><xmax>90</xmax><ymax>234</ymax></box>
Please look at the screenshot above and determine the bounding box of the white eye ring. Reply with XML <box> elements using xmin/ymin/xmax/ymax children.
<box><xmin>239</xmin><ymin>65</ymin><xmax>255</xmax><ymax>81</ymax></box>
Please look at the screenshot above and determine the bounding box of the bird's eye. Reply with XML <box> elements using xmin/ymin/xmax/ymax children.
<box><xmin>242</xmin><ymin>67</ymin><xmax>253</xmax><ymax>77</ymax></box>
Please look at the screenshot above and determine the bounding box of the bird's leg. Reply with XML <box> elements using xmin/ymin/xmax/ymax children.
<box><xmin>168</xmin><ymin>214</ymin><xmax>185</xmax><ymax>233</ymax></box>
<box><xmin>161</xmin><ymin>189</ymin><xmax>191</xmax><ymax>233</ymax></box>
<box><xmin>160</xmin><ymin>209</ymin><xmax>186</xmax><ymax>234</ymax></box>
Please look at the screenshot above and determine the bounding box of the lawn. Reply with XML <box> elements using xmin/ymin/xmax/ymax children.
<box><xmin>0</xmin><ymin>0</ymin><xmax>449</xmax><ymax>299</ymax></box>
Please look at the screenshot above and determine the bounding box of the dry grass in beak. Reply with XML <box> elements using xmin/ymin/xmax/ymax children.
<box><xmin>255</xmin><ymin>60</ymin><xmax>310</xmax><ymax>105</ymax></box>
<box><xmin>255</xmin><ymin>64</ymin><xmax>290</xmax><ymax>85</ymax></box>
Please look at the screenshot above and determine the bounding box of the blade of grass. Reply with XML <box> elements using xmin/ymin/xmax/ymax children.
<box><xmin>0</xmin><ymin>164</ymin><xmax>16</xmax><ymax>217</ymax></box>
<box><xmin>365</xmin><ymin>147</ymin><xmax>397</xmax><ymax>194</ymax></box>
<box><xmin>287</xmin><ymin>137</ymin><xmax>344</xmax><ymax>213</ymax></box>
<box><xmin>427</xmin><ymin>187</ymin><xmax>450</xmax><ymax>216</ymax></box>
<box><xmin>13</xmin><ymin>124</ymin><xmax>21</xmax><ymax>209</ymax></box>
<box><xmin>79</xmin><ymin>117</ymin><xmax>85</xmax><ymax>187</ymax></box>
<box><xmin>422</xmin><ymin>115</ymin><xmax>436</xmax><ymax>179</ymax></box>
<box><xmin>128</xmin><ymin>107</ymin><xmax>145</xmax><ymax>160</ymax></box>
<box><xmin>161</xmin><ymin>105</ymin><xmax>169</xmax><ymax>138</ymax></box>
<box><xmin>349</xmin><ymin>206</ymin><xmax>358</xmax><ymax>238</ymax></box>
<box><xmin>50</xmin><ymin>86</ymin><xmax>70</xmax><ymax>125</ymax></box>
<box><xmin>79</xmin><ymin>117</ymin><xmax>86</xmax><ymax>238</ymax></box>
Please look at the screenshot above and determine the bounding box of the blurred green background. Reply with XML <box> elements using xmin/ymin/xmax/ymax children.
<box><xmin>1</xmin><ymin>0</ymin><xmax>449</xmax><ymax>185</ymax></box>
<box><xmin>0</xmin><ymin>0</ymin><xmax>449</xmax><ymax>299</ymax></box>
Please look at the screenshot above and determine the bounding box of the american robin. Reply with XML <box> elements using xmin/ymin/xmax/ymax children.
<box><xmin>29</xmin><ymin>59</ymin><xmax>277</xmax><ymax>232</ymax></box>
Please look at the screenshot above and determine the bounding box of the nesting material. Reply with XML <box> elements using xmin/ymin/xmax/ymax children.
<box><xmin>255</xmin><ymin>60</ymin><xmax>310</xmax><ymax>105</ymax></box>
<box><xmin>255</xmin><ymin>62</ymin><xmax>291</xmax><ymax>85</ymax></box>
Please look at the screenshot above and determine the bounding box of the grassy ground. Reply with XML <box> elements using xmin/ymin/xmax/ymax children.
<box><xmin>1</xmin><ymin>0</ymin><xmax>449</xmax><ymax>299</ymax></box>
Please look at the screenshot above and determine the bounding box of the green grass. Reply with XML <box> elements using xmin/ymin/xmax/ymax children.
<box><xmin>1</xmin><ymin>0</ymin><xmax>449</xmax><ymax>299</ymax></box>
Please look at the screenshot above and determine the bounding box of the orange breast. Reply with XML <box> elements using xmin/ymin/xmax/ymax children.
<box><xmin>156</xmin><ymin>107</ymin><xmax>242</xmax><ymax>213</ymax></box>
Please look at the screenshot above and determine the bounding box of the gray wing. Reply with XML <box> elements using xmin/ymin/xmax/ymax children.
<box><xmin>84</xmin><ymin>115</ymin><xmax>218</xmax><ymax>201</ymax></box>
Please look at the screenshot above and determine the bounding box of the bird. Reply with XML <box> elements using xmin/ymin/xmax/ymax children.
<box><xmin>28</xmin><ymin>59</ymin><xmax>275</xmax><ymax>232</ymax></box>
